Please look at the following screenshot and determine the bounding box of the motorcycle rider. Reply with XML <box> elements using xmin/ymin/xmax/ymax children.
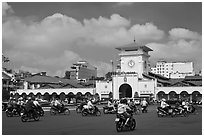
<box><xmin>54</xmin><ymin>98</ymin><xmax>63</xmax><ymax>112</ymax></box>
<box><xmin>141</xmin><ymin>98</ymin><xmax>148</xmax><ymax>112</ymax></box>
<box><xmin>87</xmin><ymin>98</ymin><xmax>94</xmax><ymax>113</ymax></box>
<box><xmin>108</xmin><ymin>99</ymin><xmax>116</xmax><ymax>111</ymax></box>
<box><xmin>33</xmin><ymin>97</ymin><xmax>41</xmax><ymax>110</ymax></box>
<box><xmin>160</xmin><ymin>98</ymin><xmax>169</xmax><ymax>113</ymax></box>
<box><xmin>17</xmin><ymin>97</ymin><xmax>25</xmax><ymax>106</ymax></box>
<box><xmin>117</xmin><ymin>98</ymin><xmax>132</xmax><ymax>126</ymax></box>
<box><xmin>25</xmin><ymin>97</ymin><xmax>35</xmax><ymax>116</ymax></box>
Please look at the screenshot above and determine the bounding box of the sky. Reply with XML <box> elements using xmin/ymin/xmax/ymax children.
<box><xmin>2</xmin><ymin>2</ymin><xmax>202</xmax><ymax>77</ymax></box>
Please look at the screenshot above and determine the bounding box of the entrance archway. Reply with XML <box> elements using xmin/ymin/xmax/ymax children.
<box><xmin>119</xmin><ymin>84</ymin><xmax>132</xmax><ymax>98</ymax></box>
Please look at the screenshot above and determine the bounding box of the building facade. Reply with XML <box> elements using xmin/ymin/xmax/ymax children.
<box><xmin>151</xmin><ymin>60</ymin><xmax>195</xmax><ymax>78</ymax></box>
<box><xmin>70</xmin><ymin>61</ymin><xmax>97</xmax><ymax>81</ymax></box>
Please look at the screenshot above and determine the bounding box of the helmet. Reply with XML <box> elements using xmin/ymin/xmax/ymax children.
<box><xmin>28</xmin><ymin>97</ymin><xmax>32</xmax><ymax>100</ymax></box>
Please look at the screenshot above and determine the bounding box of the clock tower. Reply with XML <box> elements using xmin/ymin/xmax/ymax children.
<box><xmin>116</xmin><ymin>42</ymin><xmax>153</xmax><ymax>78</ymax></box>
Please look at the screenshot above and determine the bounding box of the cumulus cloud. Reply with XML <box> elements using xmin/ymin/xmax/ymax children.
<box><xmin>2</xmin><ymin>2</ymin><xmax>14</xmax><ymax>17</ymax></box>
<box><xmin>148</xmin><ymin>28</ymin><xmax>202</xmax><ymax>71</ymax></box>
<box><xmin>2</xmin><ymin>3</ymin><xmax>201</xmax><ymax>76</ymax></box>
<box><xmin>129</xmin><ymin>22</ymin><xmax>165</xmax><ymax>43</ymax></box>
<box><xmin>169</xmin><ymin>28</ymin><xmax>201</xmax><ymax>41</ymax></box>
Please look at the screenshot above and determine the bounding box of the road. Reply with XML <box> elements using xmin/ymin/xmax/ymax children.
<box><xmin>2</xmin><ymin>105</ymin><xmax>202</xmax><ymax>135</ymax></box>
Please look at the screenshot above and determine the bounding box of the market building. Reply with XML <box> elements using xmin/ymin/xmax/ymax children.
<box><xmin>13</xmin><ymin>42</ymin><xmax>202</xmax><ymax>103</ymax></box>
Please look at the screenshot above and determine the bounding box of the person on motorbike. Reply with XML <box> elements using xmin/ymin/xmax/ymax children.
<box><xmin>117</xmin><ymin>98</ymin><xmax>132</xmax><ymax>126</ymax></box>
<box><xmin>108</xmin><ymin>99</ymin><xmax>116</xmax><ymax>111</ymax></box>
<box><xmin>17</xmin><ymin>97</ymin><xmax>25</xmax><ymax>106</ymax></box>
<box><xmin>141</xmin><ymin>98</ymin><xmax>148</xmax><ymax>111</ymax></box>
<box><xmin>87</xmin><ymin>98</ymin><xmax>94</xmax><ymax>113</ymax></box>
<box><xmin>33</xmin><ymin>97</ymin><xmax>41</xmax><ymax>110</ymax></box>
<box><xmin>128</xmin><ymin>99</ymin><xmax>136</xmax><ymax>109</ymax></box>
<box><xmin>160</xmin><ymin>98</ymin><xmax>169</xmax><ymax>113</ymax></box>
<box><xmin>25</xmin><ymin>97</ymin><xmax>35</xmax><ymax>117</ymax></box>
<box><xmin>54</xmin><ymin>98</ymin><xmax>63</xmax><ymax>112</ymax></box>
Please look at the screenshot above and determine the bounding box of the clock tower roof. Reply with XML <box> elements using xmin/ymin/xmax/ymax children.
<box><xmin>116</xmin><ymin>43</ymin><xmax>153</xmax><ymax>52</ymax></box>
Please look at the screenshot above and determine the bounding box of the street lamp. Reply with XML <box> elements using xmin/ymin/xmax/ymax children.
<box><xmin>110</xmin><ymin>60</ymin><xmax>114</xmax><ymax>99</ymax></box>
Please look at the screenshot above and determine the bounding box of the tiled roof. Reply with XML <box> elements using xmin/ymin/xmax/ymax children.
<box><xmin>185</xmin><ymin>76</ymin><xmax>202</xmax><ymax>80</ymax></box>
<box><xmin>116</xmin><ymin>43</ymin><xmax>153</xmax><ymax>52</ymax></box>
<box><xmin>2</xmin><ymin>71</ymin><xmax>13</xmax><ymax>80</ymax></box>
<box><xmin>25</xmin><ymin>75</ymin><xmax>84</xmax><ymax>88</ymax></box>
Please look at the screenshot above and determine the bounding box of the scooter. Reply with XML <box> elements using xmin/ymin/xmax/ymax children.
<box><xmin>157</xmin><ymin>106</ymin><xmax>175</xmax><ymax>117</ymax></box>
<box><xmin>103</xmin><ymin>106</ymin><xmax>117</xmax><ymax>114</ymax></box>
<box><xmin>115</xmin><ymin>110</ymin><xmax>136</xmax><ymax>132</ymax></box>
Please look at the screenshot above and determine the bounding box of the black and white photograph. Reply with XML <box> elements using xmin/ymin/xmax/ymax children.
<box><xmin>2</xmin><ymin>1</ymin><xmax>202</xmax><ymax>135</ymax></box>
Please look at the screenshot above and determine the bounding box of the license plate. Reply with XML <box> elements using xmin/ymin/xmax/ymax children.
<box><xmin>115</xmin><ymin>118</ymin><xmax>120</xmax><ymax>122</ymax></box>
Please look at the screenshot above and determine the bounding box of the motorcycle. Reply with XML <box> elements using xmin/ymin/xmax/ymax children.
<box><xmin>6</xmin><ymin>104</ymin><xmax>25</xmax><ymax>117</ymax></box>
<box><xmin>50</xmin><ymin>104</ymin><xmax>70</xmax><ymax>115</ymax></box>
<box><xmin>141</xmin><ymin>105</ymin><xmax>148</xmax><ymax>113</ymax></box>
<box><xmin>103</xmin><ymin>106</ymin><xmax>117</xmax><ymax>114</ymax></box>
<box><xmin>173</xmin><ymin>106</ymin><xmax>188</xmax><ymax>117</ymax></box>
<box><xmin>157</xmin><ymin>106</ymin><xmax>175</xmax><ymax>117</ymax></box>
<box><xmin>129</xmin><ymin>105</ymin><xmax>141</xmax><ymax>115</ymax></box>
<box><xmin>76</xmin><ymin>103</ymin><xmax>86</xmax><ymax>113</ymax></box>
<box><xmin>115</xmin><ymin>110</ymin><xmax>136</xmax><ymax>132</ymax></box>
<box><xmin>81</xmin><ymin>106</ymin><xmax>101</xmax><ymax>116</ymax></box>
<box><xmin>20</xmin><ymin>109</ymin><xmax>40</xmax><ymax>122</ymax></box>
<box><xmin>35</xmin><ymin>105</ymin><xmax>44</xmax><ymax>116</ymax></box>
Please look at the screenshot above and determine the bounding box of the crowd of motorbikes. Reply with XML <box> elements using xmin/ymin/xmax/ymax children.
<box><xmin>5</xmin><ymin>97</ymin><xmax>45</xmax><ymax>122</ymax></box>
<box><xmin>3</xmin><ymin>96</ymin><xmax>199</xmax><ymax>132</ymax></box>
<box><xmin>157</xmin><ymin>99</ymin><xmax>197</xmax><ymax>117</ymax></box>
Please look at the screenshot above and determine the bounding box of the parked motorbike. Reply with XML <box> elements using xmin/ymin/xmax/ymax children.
<box><xmin>81</xmin><ymin>106</ymin><xmax>101</xmax><ymax>116</ymax></box>
<box><xmin>50</xmin><ymin>104</ymin><xmax>70</xmax><ymax>115</ymax></box>
<box><xmin>20</xmin><ymin>109</ymin><xmax>40</xmax><ymax>122</ymax></box>
<box><xmin>115</xmin><ymin>110</ymin><xmax>136</xmax><ymax>132</ymax></box>
<box><xmin>157</xmin><ymin>106</ymin><xmax>175</xmax><ymax>117</ymax></box>
<box><xmin>6</xmin><ymin>104</ymin><xmax>25</xmax><ymax>117</ymax></box>
<box><xmin>103</xmin><ymin>106</ymin><xmax>117</xmax><ymax>114</ymax></box>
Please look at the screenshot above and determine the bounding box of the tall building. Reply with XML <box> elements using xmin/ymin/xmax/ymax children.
<box><xmin>151</xmin><ymin>60</ymin><xmax>195</xmax><ymax>78</ymax></box>
<box><xmin>70</xmin><ymin>61</ymin><xmax>97</xmax><ymax>81</ymax></box>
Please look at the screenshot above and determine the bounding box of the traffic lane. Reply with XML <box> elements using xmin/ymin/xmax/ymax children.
<box><xmin>2</xmin><ymin>106</ymin><xmax>202</xmax><ymax>135</ymax></box>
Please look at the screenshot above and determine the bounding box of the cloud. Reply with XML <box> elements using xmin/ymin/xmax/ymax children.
<box><xmin>129</xmin><ymin>22</ymin><xmax>165</xmax><ymax>43</ymax></box>
<box><xmin>148</xmin><ymin>28</ymin><xmax>202</xmax><ymax>72</ymax></box>
<box><xmin>2</xmin><ymin>2</ymin><xmax>14</xmax><ymax>17</ymax></box>
<box><xmin>2</xmin><ymin>3</ymin><xmax>202</xmax><ymax>76</ymax></box>
<box><xmin>169</xmin><ymin>28</ymin><xmax>201</xmax><ymax>41</ymax></box>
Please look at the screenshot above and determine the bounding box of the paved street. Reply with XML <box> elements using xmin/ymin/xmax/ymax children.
<box><xmin>2</xmin><ymin>105</ymin><xmax>202</xmax><ymax>135</ymax></box>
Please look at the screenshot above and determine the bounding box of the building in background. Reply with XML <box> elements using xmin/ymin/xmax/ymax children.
<box><xmin>151</xmin><ymin>60</ymin><xmax>195</xmax><ymax>78</ymax></box>
<box><xmin>70</xmin><ymin>61</ymin><xmax>97</xmax><ymax>82</ymax></box>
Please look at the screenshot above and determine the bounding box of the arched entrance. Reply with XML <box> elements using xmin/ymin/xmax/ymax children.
<box><xmin>169</xmin><ymin>91</ymin><xmax>179</xmax><ymax>100</ymax></box>
<box><xmin>119</xmin><ymin>84</ymin><xmax>132</xmax><ymax>98</ymax></box>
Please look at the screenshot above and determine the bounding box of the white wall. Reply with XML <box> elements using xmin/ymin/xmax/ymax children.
<box><xmin>156</xmin><ymin>86</ymin><xmax>202</xmax><ymax>94</ymax></box>
<box><xmin>17</xmin><ymin>88</ymin><xmax>95</xmax><ymax>95</ymax></box>
<box><xmin>95</xmin><ymin>81</ymin><xmax>112</xmax><ymax>99</ymax></box>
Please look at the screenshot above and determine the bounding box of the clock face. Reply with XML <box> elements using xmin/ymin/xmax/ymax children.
<box><xmin>128</xmin><ymin>60</ymin><xmax>135</xmax><ymax>68</ymax></box>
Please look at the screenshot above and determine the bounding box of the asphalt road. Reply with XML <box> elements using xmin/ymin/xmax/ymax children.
<box><xmin>2</xmin><ymin>105</ymin><xmax>202</xmax><ymax>135</ymax></box>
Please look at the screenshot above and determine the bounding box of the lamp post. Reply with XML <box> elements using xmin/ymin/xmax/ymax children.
<box><xmin>110</xmin><ymin>60</ymin><xmax>114</xmax><ymax>99</ymax></box>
